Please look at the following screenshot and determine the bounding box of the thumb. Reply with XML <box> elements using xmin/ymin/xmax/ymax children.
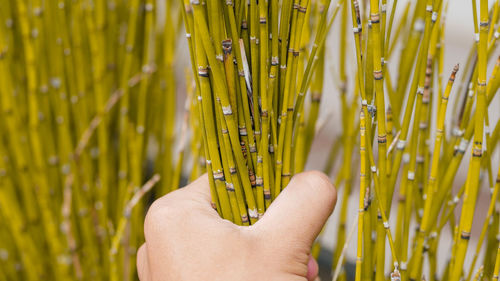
<box><xmin>254</xmin><ymin>171</ymin><xmax>337</xmax><ymax>247</ymax></box>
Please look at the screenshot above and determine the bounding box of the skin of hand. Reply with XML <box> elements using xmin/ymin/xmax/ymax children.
<box><xmin>137</xmin><ymin>170</ymin><xmax>336</xmax><ymax>281</ymax></box>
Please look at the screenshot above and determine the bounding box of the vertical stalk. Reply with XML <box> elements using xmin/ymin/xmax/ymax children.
<box><xmin>450</xmin><ymin>0</ymin><xmax>488</xmax><ymax>278</ymax></box>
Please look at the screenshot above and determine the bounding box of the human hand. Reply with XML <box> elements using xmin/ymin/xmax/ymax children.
<box><xmin>137</xmin><ymin>171</ymin><xmax>336</xmax><ymax>281</ymax></box>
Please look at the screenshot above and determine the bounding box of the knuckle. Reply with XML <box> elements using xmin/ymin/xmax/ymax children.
<box><xmin>136</xmin><ymin>244</ymin><xmax>146</xmax><ymax>261</ymax></box>
<box><xmin>144</xmin><ymin>196</ymin><xmax>179</xmax><ymax>236</ymax></box>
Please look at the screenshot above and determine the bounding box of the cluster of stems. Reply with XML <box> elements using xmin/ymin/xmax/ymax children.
<box><xmin>182</xmin><ymin>0</ymin><xmax>338</xmax><ymax>225</ymax></box>
<box><xmin>325</xmin><ymin>0</ymin><xmax>500</xmax><ymax>280</ymax></box>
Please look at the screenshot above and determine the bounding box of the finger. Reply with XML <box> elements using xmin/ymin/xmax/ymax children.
<box><xmin>137</xmin><ymin>244</ymin><xmax>150</xmax><ymax>281</ymax></box>
<box><xmin>255</xmin><ymin>171</ymin><xmax>336</xmax><ymax>246</ymax></box>
<box><xmin>306</xmin><ymin>255</ymin><xmax>319</xmax><ymax>281</ymax></box>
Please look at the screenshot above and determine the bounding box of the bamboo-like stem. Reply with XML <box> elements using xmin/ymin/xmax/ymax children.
<box><xmin>493</xmin><ymin>236</ymin><xmax>500</xmax><ymax>280</ymax></box>
<box><xmin>110</xmin><ymin>175</ymin><xmax>160</xmax><ymax>281</ymax></box>
<box><xmin>193</xmin><ymin>1</ymin><xmax>259</xmax><ymax>223</ymax></box>
<box><xmin>0</xmin><ymin>10</ymin><xmax>39</xmax><ymax>231</ymax></box>
<box><xmin>466</xmin><ymin>163</ymin><xmax>500</xmax><ymax>281</ymax></box>
<box><xmin>85</xmin><ymin>1</ymin><xmax>112</xmax><ymax>238</ymax></box>
<box><xmin>369</xmin><ymin>0</ymin><xmax>390</xmax><ymax>279</ymax></box>
<box><xmin>192</xmin><ymin>22</ymin><xmax>234</xmax><ymax>222</ymax></box>
<box><xmin>332</xmin><ymin>4</ymin><xmax>350</xmax><ymax>278</ymax></box>
<box><xmin>450</xmin><ymin>0</ymin><xmax>488</xmax><ymax>278</ymax></box>
<box><xmin>0</xmin><ymin>142</ymin><xmax>42</xmax><ymax>280</ymax></box>
<box><xmin>410</xmin><ymin>64</ymin><xmax>458</xmax><ymax>280</ymax></box>
<box><xmin>215</xmin><ymin>96</ymin><xmax>247</xmax><ymax>225</ymax></box>
<box><xmin>332</xmin><ymin>212</ymin><xmax>359</xmax><ymax>281</ymax></box>
<box><xmin>15</xmin><ymin>1</ymin><xmax>71</xmax><ymax>278</ymax></box>
<box><xmin>355</xmin><ymin>110</ymin><xmax>368</xmax><ymax>281</ymax></box>
<box><xmin>256</xmin><ymin>0</ymin><xmax>270</xmax><ymax>215</ymax></box>
<box><xmin>127</xmin><ymin>2</ymin><xmax>156</xmax><ymax>272</ymax></box>
<box><xmin>388</xmin><ymin>0</ymin><xmax>436</xmax><ymax>208</ymax></box>
<box><xmin>393</xmin><ymin>0</ymin><xmax>425</xmax><ymax>114</ymax></box>
<box><xmin>387</xmin><ymin>1</ymin><xmax>411</xmax><ymax>57</ymax></box>
<box><xmin>116</xmin><ymin>0</ymin><xmax>141</xmax><ymax>224</ymax></box>
<box><xmin>485</xmin><ymin>210</ymin><xmax>500</xmax><ymax>279</ymax></box>
<box><xmin>278</xmin><ymin>0</ymin><xmax>311</xmax><ymax>193</ymax></box>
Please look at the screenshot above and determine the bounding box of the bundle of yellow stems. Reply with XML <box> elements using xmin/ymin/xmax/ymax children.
<box><xmin>182</xmin><ymin>0</ymin><xmax>337</xmax><ymax>224</ymax></box>
<box><xmin>0</xmin><ymin>1</ymin><xmax>191</xmax><ymax>280</ymax></box>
